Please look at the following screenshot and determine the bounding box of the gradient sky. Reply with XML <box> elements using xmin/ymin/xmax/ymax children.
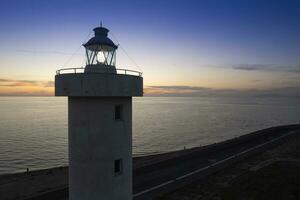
<box><xmin>0</xmin><ymin>0</ymin><xmax>299</xmax><ymax>96</ymax></box>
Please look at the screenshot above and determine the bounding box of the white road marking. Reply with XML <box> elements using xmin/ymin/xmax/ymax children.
<box><xmin>133</xmin><ymin>180</ymin><xmax>173</xmax><ymax>197</ymax></box>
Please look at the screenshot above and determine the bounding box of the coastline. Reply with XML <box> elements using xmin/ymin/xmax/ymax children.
<box><xmin>0</xmin><ymin>124</ymin><xmax>299</xmax><ymax>200</ymax></box>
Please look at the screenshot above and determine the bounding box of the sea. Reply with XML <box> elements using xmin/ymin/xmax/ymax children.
<box><xmin>0</xmin><ymin>96</ymin><xmax>299</xmax><ymax>174</ymax></box>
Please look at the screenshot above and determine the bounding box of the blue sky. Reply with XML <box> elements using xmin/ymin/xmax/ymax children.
<box><xmin>0</xmin><ymin>0</ymin><xmax>299</xmax><ymax>96</ymax></box>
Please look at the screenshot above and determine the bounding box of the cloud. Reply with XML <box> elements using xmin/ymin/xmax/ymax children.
<box><xmin>145</xmin><ymin>85</ymin><xmax>300</xmax><ymax>97</ymax></box>
<box><xmin>42</xmin><ymin>81</ymin><xmax>55</xmax><ymax>87</ymax></box>
<box><xmin>233</xmin><ymin>64</ymin><xmax>300</xmax><ymax>73</ymax></box>
<box><xmin>144</xmin><ymin>85</ymin><xmax>213</xmax><ymax>97</ymax></box>
<box><xmin>11</xmin><ymin>49</ymin><xmax>84</xmax><ymax>56</ymax></box>
<box><xmin>0</xmin><ymin>78</ymin><xmax>54</xmax><ymax>88</ymax></box>
<box><xmin>148</xmin><ymin>85</ymin><xmax>210</xmax><ymax>91</ymax></box>
<box><xmin>0</xmin><ymin>79</ymin><xmax>14</xmax><ymax>83</ymax></box>
<box><xmin>233</xmin><ymin>64</ymin><xmax>268</xmax><ymax>71</ymax></box>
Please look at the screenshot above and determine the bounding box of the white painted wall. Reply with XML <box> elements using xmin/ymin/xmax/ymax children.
<box><xmin>68</xmin><ymin>97</ymin><xmax>132</xmax><ymax>200</ymax></box>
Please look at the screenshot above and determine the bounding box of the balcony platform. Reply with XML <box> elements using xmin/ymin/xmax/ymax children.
<box><xmin>55</xmin><ymin>68</ymin><xmax>143</xmax><ymax>97</ymax></box>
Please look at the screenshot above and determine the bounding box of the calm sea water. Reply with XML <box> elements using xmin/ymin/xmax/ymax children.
<box><xmin>0</xmin><ymin>96</ymin><xmax>299</xmax><ymax>174</ymax></box>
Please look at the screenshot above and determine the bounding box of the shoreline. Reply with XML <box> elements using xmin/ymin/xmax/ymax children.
<box><xmin>0</xmin><ymin>124</ymin><xmax>299</xmax><ymax>200</ymax></box>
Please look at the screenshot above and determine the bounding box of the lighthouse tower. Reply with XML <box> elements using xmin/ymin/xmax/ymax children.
<box><xmin>55</xmin><ymin>26</ymin><xmax>143</xmax><ymax>200</ymax></box>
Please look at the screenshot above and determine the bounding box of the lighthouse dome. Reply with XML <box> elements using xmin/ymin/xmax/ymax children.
<box><xmin>83</xmin><ymin>27</ymin><xmax>118</xmax><ymax>51</ymax></box>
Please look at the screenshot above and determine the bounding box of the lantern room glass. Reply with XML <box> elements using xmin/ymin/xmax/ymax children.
<box><xmin>85</xmin><ymin>48</ymin><xmax>116</xmax><ymax>66</ymax></box>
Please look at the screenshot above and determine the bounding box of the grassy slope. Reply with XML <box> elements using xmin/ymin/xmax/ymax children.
<box><xmin>221</xmin><ymin>162</ymin><xmax>300</xmax><ymax>200</ymax></box>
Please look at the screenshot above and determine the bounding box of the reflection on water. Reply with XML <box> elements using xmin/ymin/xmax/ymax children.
<box><xmin>0</xmin><ymin>96</ymin><xmax>299</xmax><ymax>174</ymax></box>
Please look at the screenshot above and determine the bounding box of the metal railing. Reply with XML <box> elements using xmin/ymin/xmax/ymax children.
<box><xmin>56</xmin><ymin>67</ymin><xmax>142</xmax><ymax>77</ymax></box>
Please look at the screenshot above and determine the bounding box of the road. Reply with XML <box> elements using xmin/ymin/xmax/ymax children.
<box><xmin>132</xmin><ymin>125</ymin><xmax>300</xmax><ymax>199</ymax></box>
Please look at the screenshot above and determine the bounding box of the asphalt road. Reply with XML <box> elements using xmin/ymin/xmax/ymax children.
<box><xmin>132</xmin><ymin>125</ymin><xmax>300</xmax><ymax>199</ymax></box>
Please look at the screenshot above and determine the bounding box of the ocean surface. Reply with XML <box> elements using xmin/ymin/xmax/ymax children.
<box><xmin>0</xmin><ymin>96</ymin><xmax>299</xmax><ymax>174</ymax></box>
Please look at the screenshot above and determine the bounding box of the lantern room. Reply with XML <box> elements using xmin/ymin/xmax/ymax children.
<box><xmin>83</xmin><ymin>26</ymin><xmax>118</xmax><ymax>73</ymax></box>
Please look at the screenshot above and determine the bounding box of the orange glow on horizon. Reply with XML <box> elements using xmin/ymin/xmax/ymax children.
<box><xmin>0</xmin><ymin>79</ymin><xmax>54</xmax><ymax>96</ymax></box>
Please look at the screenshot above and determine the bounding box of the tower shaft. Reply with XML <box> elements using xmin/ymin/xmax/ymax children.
<box><xmin>68</xmin><ymin>97</ymin><xmax>132</xmax><ymax>200</ymax></box>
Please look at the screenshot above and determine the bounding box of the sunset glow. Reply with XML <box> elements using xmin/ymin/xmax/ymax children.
<box><xmin>0</xmin><ymin>0</ymin><xmax>299</xmax><ymax>96</ymax></box>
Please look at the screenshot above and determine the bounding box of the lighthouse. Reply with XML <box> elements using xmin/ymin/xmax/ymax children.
<box><xmin>55</xmin><ymin>26</ymin><xmax>143</xmax><ymax>200</ymax></box>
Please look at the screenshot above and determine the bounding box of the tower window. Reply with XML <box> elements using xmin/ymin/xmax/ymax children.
<box><xmin>115</xmin><ymin>105</ymin><xmax>123</xmax><ymax>120</ymax></box>
<box><xmin>114</xmin><ymin>159</ymin><xmax>123</xmax><ymax>175</ymax></box>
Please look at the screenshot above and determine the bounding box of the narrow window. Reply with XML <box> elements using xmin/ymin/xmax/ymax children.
<box><xmin>114</xmin><ymin>159</ymin><xmax>123</xmax><ymax>175</ymax></box>
<box><xmin>115</xmin><ymin>105</ymin><xmax>123</xmax><ymax>120</ymax></box>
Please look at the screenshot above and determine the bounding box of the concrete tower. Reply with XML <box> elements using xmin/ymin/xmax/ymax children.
<box><xmin>55</xmin><ymin>26</ymin><xmax>143</xmax><ymax>200</ymax></box>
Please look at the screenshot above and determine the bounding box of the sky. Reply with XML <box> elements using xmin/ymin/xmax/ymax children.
<box><xmin>0</xmin><ymin>0</ymin><xmax>299</xmax><ymax>96</ymax></box>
